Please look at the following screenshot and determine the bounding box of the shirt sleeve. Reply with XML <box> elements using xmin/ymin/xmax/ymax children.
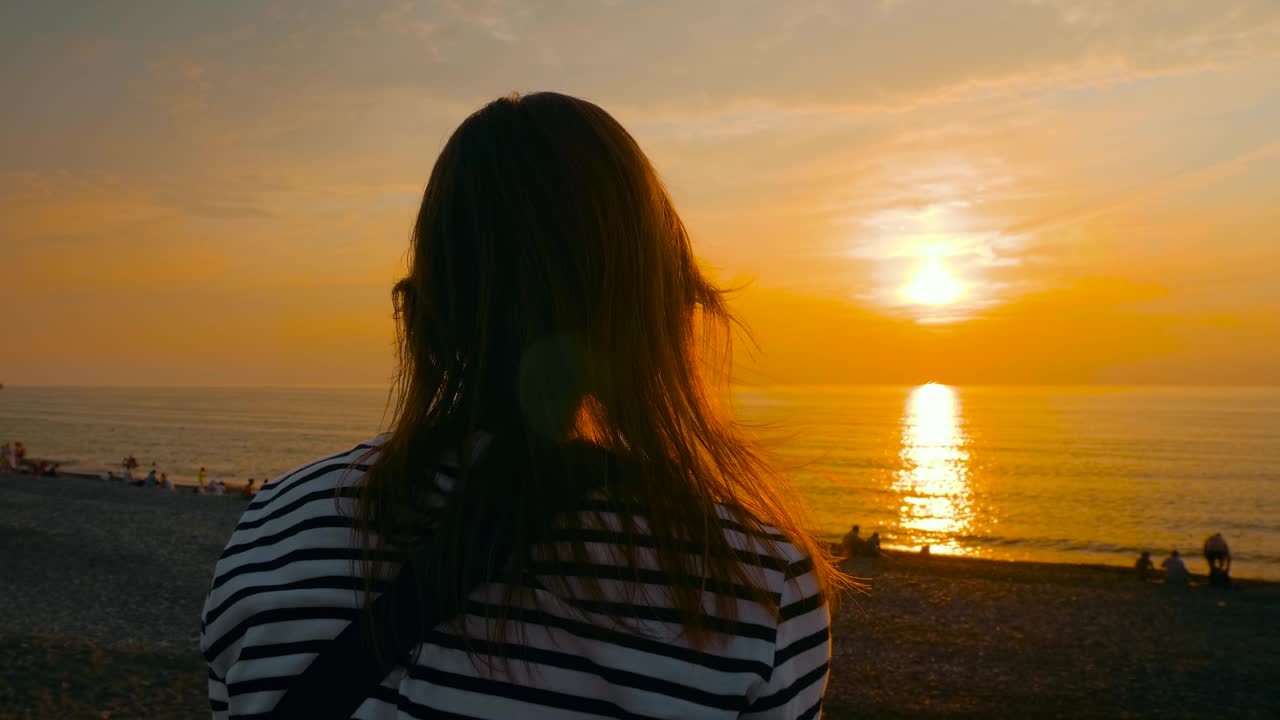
<box><xmin>208</xmin><ymin>667</ymin><xmax>230</xmax><ymax>720</ymax></box>
<box><xmin>741</xmin><ymin>557</ymin><xmax>832</xmax><ymax>720</ymax></box>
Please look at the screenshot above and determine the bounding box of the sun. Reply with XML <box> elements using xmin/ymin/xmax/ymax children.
<box><xmin>901</xmin><ymin>257</ymin><xmax>965</xmax><ymax>306</ymax></box>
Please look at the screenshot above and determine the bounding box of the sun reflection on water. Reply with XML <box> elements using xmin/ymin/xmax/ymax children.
<box><xmin>893</xmin><ymin>383</ymin><xmax>975</xmax><ymax>554</ymax></box>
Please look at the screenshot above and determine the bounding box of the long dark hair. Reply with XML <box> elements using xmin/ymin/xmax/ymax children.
<box><xmin>356</xmin><ymin>92</ymin><xmax>841</xmax><ymax>653</ymax></box>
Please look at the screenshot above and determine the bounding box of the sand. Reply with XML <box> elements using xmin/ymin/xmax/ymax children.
<box><xmin>2</xmin><ymin>472</ymin><xmax>1277</xmax><ymax>719</ymax></box>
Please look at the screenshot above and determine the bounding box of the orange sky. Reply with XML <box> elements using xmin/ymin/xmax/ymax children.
<box><xmin>2</xmin><ymin>1</ymin><xmax>1278</xmax><ymax>386</ymax></box>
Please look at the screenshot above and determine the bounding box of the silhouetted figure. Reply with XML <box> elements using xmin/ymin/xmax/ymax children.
<box><xmin>842</xmin><ymin>524</ymin><xmax>865</xmax><ymax>557</ymax></box>
<box><xmin>201</xmin><ymin>93</ymin><xmax>840</xmax><ymax>718</ymax></box>
<box><xmin>1162</xmin><ymin>550</ymin><xmax>1188</xmax><ymax>585</ymax></box>
<box><xmin>866</xmin><ymin>532</ymin><xmax>882</xmax><ymax>557</ymax></box>
<box><xmin>1203</xmin><ymin>533</ymin><xmax>1231</xmax><ymax>587</ymax></box>
<box><xmin>1135</xmin><ymin>551</ymin><xmax>1155</xmax><ymax>581</ymax></box>
<box><xmin>162</xmin><ymin>472</ymin><xmax>174</xmax><ymax>492</ymax></box>
<box><xmin>241</xmin><ymin>478</ymin><xmax>257</xmax><ymax>498</ymax></box>
<box><xmin>197</xmin><ymin>466</ymin><xmax>208</xmax><ymax>492</ymax></box>
<box><xmin>920</xmin><ymin>544</ymin><xmax>931</xmax><ymax>556</ymax></box>
<box><xmin>1203</xmin><ymin>533</ymin><xmax>1231</xmax><ymax>573</ymax></box>
<box><xmin>144</xmin><ymin>469</ymin><xmax>158</xmax><ymax>487</ymax></box>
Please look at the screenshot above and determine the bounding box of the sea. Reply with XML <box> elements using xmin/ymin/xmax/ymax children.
<box><xmin>2</xmin><ymin>385</ymin><xmax>1277</xmax><ymax>579</ymax></box>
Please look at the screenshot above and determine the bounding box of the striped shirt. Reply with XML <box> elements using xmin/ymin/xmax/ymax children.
<box><xmin>201</xmin><ymin>438</ymin><xmax>831</xmax><ymax>719</ymax></box>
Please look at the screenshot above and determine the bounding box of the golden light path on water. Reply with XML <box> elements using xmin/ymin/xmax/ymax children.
<box><xmin>893</xmin><ymin>383</ymin><xmax>976</xmax><ymax>554</ymax></box>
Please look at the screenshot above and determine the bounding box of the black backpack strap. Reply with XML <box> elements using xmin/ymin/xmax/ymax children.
<box><xmin>268</xmin><ymin>442</ymin><xmax>611</xmax><ymax>719</ymax></box>
<box><xmin>271</xmin><ymin>513</ymin><xmax>521</xmax><ymax>718</ymax></box>
<box><xmin>268</xmin><ymin>561</ymin><xmax>427</xmax><ymax>719</ymax></box>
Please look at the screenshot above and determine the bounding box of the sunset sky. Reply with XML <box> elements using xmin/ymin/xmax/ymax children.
<box><xmin>3</xmin><ymin>1</ymin><xmax>1278</xmax><ymax>386</ymax></box>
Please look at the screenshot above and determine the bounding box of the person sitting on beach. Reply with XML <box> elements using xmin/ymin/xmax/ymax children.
<box><xmin>200</xmin><ymin>93</ymin><xmax>844</xmax><ymax>720</ymax></box>
<box><xmin>161</xmin><ymin>473</ymin><xmax>174</xmax><ymax>492</ymax></box>
<box><xmin>1135</xmin><ymin>551</ymin><xmax>1155</xmax><ymax>581</ymax></box>
<box><xmin>1162</xmin><ymin>549</ymin><xmax>1188</xmax><ymax>585</ymax></box>
<box><xmin>144</xmin><ymin>468</ymin><xmax>159</xmax><ymax>487</ymax></box>
<box><xmin>240</xmin><ymin>478</ymin><xmax>257</xmax><ymax>498</ymax></box>
<box><xmin>842</xmin><ymin>523</ymin><xmax>866</xmax><ymax>557</ymax></box>
<box><xmin>212</xmin><ymin>479</ymin><xmax>226</xmax><ymax>495</ymax></box>
<box><xmin>866</xmin><ymin>531</ymin><xmax>882</xmax><ymax>557</ymax></box>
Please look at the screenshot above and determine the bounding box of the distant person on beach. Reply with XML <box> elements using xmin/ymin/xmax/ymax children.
<box><xmin>1203</xmin><ymin>533</ymin><xmax>1232</xmax><ymax>588</ymax></box>
<box><xmin>0</xmin><ymin>443</ymin><xmax>10</xmax><ymax>471</ymax></box>
<box><xmin>1162</xmin><ymin>550</ymin><xmax>1188</xmax><ymax>585</ymax></box>
<box><xmin>1203</xmin><ymin>533</ymin><xmax>1231</xmax><ymax>573</ymax></box>
<box><xmin>866</xmin><ymin>532</ymin><xmax>882</xmax><ymax>557</ymax></box>
<box><xmin>921</xmin><ymin>544</ymin><xmax>931</xmax><ymax>556</ymax></box>
<box><xmin>212</xmin><ymin>479</ymin><xmax>226</xmax><ymax>495</ymax></box>
<box><xmin>197</xmin><ymin>466</ymin><xmax>207</xmax><ymax>492</ymax></box>
<box><xmin>1136</xmin><ymin>551</ymin><xmax>1155</xmax><ymax>581</ymax></box>
<box><xmin>144</xmin><ymin>468</ymin><xmax>158</xmax><ymax>487</ymax></box>
<box><xmin>842</xmin><ymin>524</ymin><xmax>865</xmax><ymax>556</ymax></box>
<box><xmin>240</xmin><ymin>478</ymin><xmax>257</xmax><ymax>498</ymax></box>
<box><xmin>201</xmin><ymin>93</ymin><xmax>843</xmax><ymax>719</ymax></box>
<box><xmin>161</xmin><ymin>473</ymin><xmax>174</xmax><ymax>492</ymax></box>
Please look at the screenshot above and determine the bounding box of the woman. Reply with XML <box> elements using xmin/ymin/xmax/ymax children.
<box><xmin>202</xmin><ymin>92</ymin><xmax>843</xmax><ymax>719</ymax></box>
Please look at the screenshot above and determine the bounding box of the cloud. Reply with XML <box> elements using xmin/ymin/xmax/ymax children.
<box><xmin>1006</xmin><ymin>141</ymin><xmax>1280</xmax><ymax>237</ymax></box>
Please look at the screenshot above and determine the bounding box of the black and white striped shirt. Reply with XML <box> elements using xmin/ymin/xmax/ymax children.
<box><xmin>201</xmin><ymin>438</ymin><xmax>831</xmax><ymax>719</ymax></box>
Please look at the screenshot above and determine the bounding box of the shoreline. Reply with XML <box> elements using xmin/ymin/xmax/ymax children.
<box><xmin>17</xmin><ymin>466</ymin><xmax>255</xmax><ymax>493</ymax></box>
<box><xmin>836</xmin><ymin>544</ymin><xmax>1280</xmax><ymax>589</ymax></box>
<box><xmin>3</xmin><ymin>471</ymin><xmax>1278</xmax><ymax>718</ymax></box>
<box><xmin>18</xmin><ymin>467</ymin><xmax>1280</xmax><ymax>585</ymax></box>
<box><xmin>12</xmin><ymin>468</ymin><xmax>1279</xmax><ymax>583</ymax></box>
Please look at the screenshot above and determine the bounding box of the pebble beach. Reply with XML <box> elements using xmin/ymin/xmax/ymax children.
<box><xmin>2</xmin><ymin>472</ymin><xmax>1277</xmax><ymax>719</ymax></box>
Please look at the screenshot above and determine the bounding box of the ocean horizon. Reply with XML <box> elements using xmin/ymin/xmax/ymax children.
<box><xmin>2</xmin><ymin>384</ymin><xmax>1277</xmax><ymax>579</ymax></box>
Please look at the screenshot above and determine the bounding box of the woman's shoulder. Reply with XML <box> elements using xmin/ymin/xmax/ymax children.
<box><xmin>200</xmin><ymin>438</ymin><xmax>392</xmax><ymax>699</ymax></box>
<box><xmin>246</xmin><ymin>436</ymin><xmax>388</xmax><ymax>512</ymax></box>
<box><xmin>712</xmin><ymin>503</ymin><xmax>811</xmax><ymax>563</ymax></box>
<box><xmin>207</xmin><ymin>438</ymin><xmax>387</xmax><ymax>584</ymax></box>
